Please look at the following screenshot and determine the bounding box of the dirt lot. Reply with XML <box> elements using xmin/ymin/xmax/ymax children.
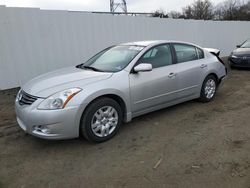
<box><xmin>1</xmin><ymin>61</ymin><xmax>250</xmax><ymax>188</ymax></box>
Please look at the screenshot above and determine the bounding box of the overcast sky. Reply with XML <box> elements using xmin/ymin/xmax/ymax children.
<box><xmin>0</xmin><ymin>0</ymin><xmax>225</xmax><ymax>12</ymax></box>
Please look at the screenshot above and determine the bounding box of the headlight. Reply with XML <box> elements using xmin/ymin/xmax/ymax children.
<box><xmin>38</xmin><ymin>88</ymin><xmax>82</xmax><ymax>110</ymax></box>
<box><xmin>16</xmin><ymin>89</ymin><xmax>22</xmax><ymax>102</ymax></box>
<box><xmin>231</xmin><ymin>55</ymin><xmax>238</xmax><ymax>58</ymax></box>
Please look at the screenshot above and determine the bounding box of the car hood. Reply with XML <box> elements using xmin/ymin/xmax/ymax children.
<box><xmin>232</xmin><ymin>48</ymin><xmax>250</xmax><ymax>56</ymax></box>
<box><xmin>22</xmin><ymin>67</ymin><xmax>113</xmax><ymax>98</ymax></box>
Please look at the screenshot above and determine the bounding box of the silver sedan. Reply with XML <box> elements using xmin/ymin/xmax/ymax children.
<box><xmin>15</xmin><ymin>40</ymin><xmax>227</xmax><ymax>142</ymax></box>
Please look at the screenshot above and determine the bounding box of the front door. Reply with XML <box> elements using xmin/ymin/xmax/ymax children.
<box><xmin>129</xmin><ymin>44</ymin><xmax>179</xmax><ymax>113</ymax></box>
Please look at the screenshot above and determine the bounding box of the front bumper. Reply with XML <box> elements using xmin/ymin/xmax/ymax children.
<box><xmin>15</xmin><ymin>99</ymin><xmax>86</xmax><ymax>140</ymax></box>
<box><xmin>229</xmin><ymin>57</ymin><xmax>250</xmax><ymax>68</ymax></box>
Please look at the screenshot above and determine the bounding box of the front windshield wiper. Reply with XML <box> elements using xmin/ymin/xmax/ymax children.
<box><xmin>82</xmin><ymin>65</ymin><xmax>104</xmax><ymax>72</ymax></box>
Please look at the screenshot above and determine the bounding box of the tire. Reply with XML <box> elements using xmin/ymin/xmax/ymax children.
<box><xmin>199</xmin><ymin>75</ymin><xmax>217</xmax><ymax>103</ymax></box>
<box><xmin>80</xmin><ymin>97</ymin><xmax>123</xmax><ymax>143</ymax></box>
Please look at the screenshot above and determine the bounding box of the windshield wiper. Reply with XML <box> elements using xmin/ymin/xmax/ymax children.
<box><xmin>82</xmin><ymin>65</ymin><xmax>104</xmax><ymax>72</ymax></box>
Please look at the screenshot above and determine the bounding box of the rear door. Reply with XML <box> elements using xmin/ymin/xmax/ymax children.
<box><xmin>172</xmin><ymin>43</ymin><xmax>207</xmax><ymax>99</ymax></box>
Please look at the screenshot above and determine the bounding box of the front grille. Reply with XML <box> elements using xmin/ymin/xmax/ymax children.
<box><xmin>243</xmin><ymin>56</ymin><xmax>250</xmax><ymax>61</ymax></box>
<box><xmin>18</xmin><ymin>90</ymin><xmax>38</xmax><ymax>106</ymax></box>
<box><xmin>242</xmin><ymin>60</ymin><xmax>249</xmax><ymax>64</ymax></box>
<box><xmin>240</xmin><ymin>59</ymin><xmax>250</xmax><ymax>64</ymax></box>
<box><xmin>232</xmin><ymin>56</ymin><xmax>250</xmax><ymax>65</ymax></box>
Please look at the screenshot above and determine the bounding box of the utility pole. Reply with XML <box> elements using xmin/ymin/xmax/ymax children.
<box><xmin>110</xmin><ymin>0</ymin><xmax>127</xmax><ymax>13</ymax></box>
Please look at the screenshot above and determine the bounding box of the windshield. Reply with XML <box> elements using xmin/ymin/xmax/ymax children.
<box><xmin>80</xmin><ymin>45</ymin><xmax>144</xmax><ymax>72</ymax></box>
<box><xmin>241</xmin><ymin>40</ymin><xmax>250</xmax><ymax>48</ymax></box>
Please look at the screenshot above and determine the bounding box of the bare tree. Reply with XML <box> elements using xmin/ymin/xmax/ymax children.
<box><xmin>152</xmin><ymin>9</ymin><xmax>169</xmax><ymax>18</ymax></box>
<box><xmin>214</xmin><ymin>6</ymin><xmax>224</xmax><ymax>20</ymax></box>
<box><xmin>183</xmin><ymin>5</ymin><xmax>194</xmax><ymax>19</ymax></box>
<box><xmin>222</xmin><ymin>0</ymin><xmax>239</xmax><ymax>20</ymax></box>
<box><xmin>168</xmin><ymin>11</ymin><xmax>182</xmax><ymax>19</ymax></box>
<box><xmin>183</xmin><ymin>0</ymin><xmax>214</xmax><ymax>20</ymax></box>
<box><xmin>236</xmin><ymin>1</ymin><xmax>249</xmax><ymax>20</ymax></box>
<box><xmin>214</xmin><ymin>0</ymin><xmax>250</xmax><ymax>20</ymax></box>
<box><xmin>152</xmin><ymin>0</ymin><xmax>250</xmax><ymax>20</ymax></box>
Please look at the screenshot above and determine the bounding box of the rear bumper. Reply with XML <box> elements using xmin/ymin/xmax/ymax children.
<box><xmin>218</xmin><ymin>75</ymin><xmax>227</xmax><ymax>87</ymax></box>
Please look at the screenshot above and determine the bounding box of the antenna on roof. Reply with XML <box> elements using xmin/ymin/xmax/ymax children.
<box><xmin>110</xmin><ymin>0</ymin><xmax>127</xmax><ymax>14</ymax></box>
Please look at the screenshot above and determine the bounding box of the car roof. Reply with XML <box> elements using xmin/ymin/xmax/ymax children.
<box><xmin>121</xmin><ymin>40</ymin><xmax>201</xmax><ymax>48</ymax></box>
<box><xmin>121</xmin><ymin>40</ymin><xmax>163</xmax><ymax>46</ymax></box>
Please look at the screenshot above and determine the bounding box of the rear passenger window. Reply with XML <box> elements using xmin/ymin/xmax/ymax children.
<box><xmin>138</xmin><ymin>44</ymin><xmax>173</xmax><ymax>68</ymax></box>
<box><xmin>196</xmin><ymin>47</ymin><xmax>204</xmax><ymax>59</ymax></box>
<box><xmin>173</xmin><ymin>44</ymin><xmax>198</xmax><ymax>63</ymax></box>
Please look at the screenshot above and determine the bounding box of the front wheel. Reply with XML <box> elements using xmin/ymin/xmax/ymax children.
<box><xmin>80</xmin><ymin>97</ymin><xmax>123</xmax><ymax>143</ymax></box>
<box><xmin>199</xmin><ymin>75</ymin><xmax>217</xmax><ymax>103</ymax></box>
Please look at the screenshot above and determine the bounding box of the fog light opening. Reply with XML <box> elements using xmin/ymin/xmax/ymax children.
<box><xmin>33</xmin><ymin>125</ymin><xmax>51</xmax><ymax>134</ymax></box>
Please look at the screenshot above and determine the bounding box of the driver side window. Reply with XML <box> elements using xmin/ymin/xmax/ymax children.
<box><xmin>138</xmin><ymin>44</ymin><xmax>173</xmax><ymax>68</ymax></box>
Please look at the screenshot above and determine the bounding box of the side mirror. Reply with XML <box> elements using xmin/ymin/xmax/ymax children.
<box><xmin>133</xmin><ymin>63</ymin><xmax>152</xmax><ymax>73</ymax></box>
<box><xmin>236</xmin><ymin>45</ymin><xmax>241</xmax><ymax>48</ymax></box>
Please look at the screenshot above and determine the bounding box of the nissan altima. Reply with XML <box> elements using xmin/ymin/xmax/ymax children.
<box><xmin>229</xmin><ymin>39</ymin><xmax>250</xmax><ymax>68</ymax></box>
<box><xmin>15</xmin><ymin>41</ymin><xmax>227</xmax><ymax>142</ymax></box>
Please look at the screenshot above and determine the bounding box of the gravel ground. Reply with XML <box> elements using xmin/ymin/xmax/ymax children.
<box><xmin>1</xmin><ymin>60</ymin><xmax>250</xmax><ymax>188</ymax></box>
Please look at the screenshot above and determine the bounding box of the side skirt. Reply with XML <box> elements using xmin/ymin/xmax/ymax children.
<box><xmin>131</xmin><ymin>94</ymin><xmax>199</xmax><ymax>119</ymax></box>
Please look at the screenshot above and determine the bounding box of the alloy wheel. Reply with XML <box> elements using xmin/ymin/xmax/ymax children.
<box><xmin>204</xmin><ymin>79</ymin><xmax>216</xmax><ymax>99</ymax></box>
<box><xmin>91</xmin><ymin>106</ymin><xmax>118</xmax><ymax>137</ymax></box>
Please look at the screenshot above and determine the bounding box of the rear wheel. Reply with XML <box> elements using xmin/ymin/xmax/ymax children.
<box><xmin>80</xmin><ymin>97</ymin><xmax>123</xmax><ymax>143</ymax></box>
<box><xmin>199</xmin><ymin>75</ymin><xmax>217</xmax><ymax>103</ymax></box>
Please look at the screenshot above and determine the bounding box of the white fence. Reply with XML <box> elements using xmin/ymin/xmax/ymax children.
<box><xmin>0</xmin><ymin>6</ymin><xmax>250</xmax><ymax>90</ymax></box>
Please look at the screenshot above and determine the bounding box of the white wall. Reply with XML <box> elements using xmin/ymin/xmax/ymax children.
<box><xmin>0</xmin><ymin>6</ymin><xmax>250</xmax><ymax>90</ymax></box>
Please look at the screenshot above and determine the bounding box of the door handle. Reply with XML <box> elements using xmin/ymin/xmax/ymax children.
<box><xmin>200</xmin><ymin>64</ymin><xmax>207</xmax><ymax>68</ymax></box>
<box><xmin>168</xmin><ymin>72</ymin><xmax>177</xmax><ymax>78</ymax></box>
